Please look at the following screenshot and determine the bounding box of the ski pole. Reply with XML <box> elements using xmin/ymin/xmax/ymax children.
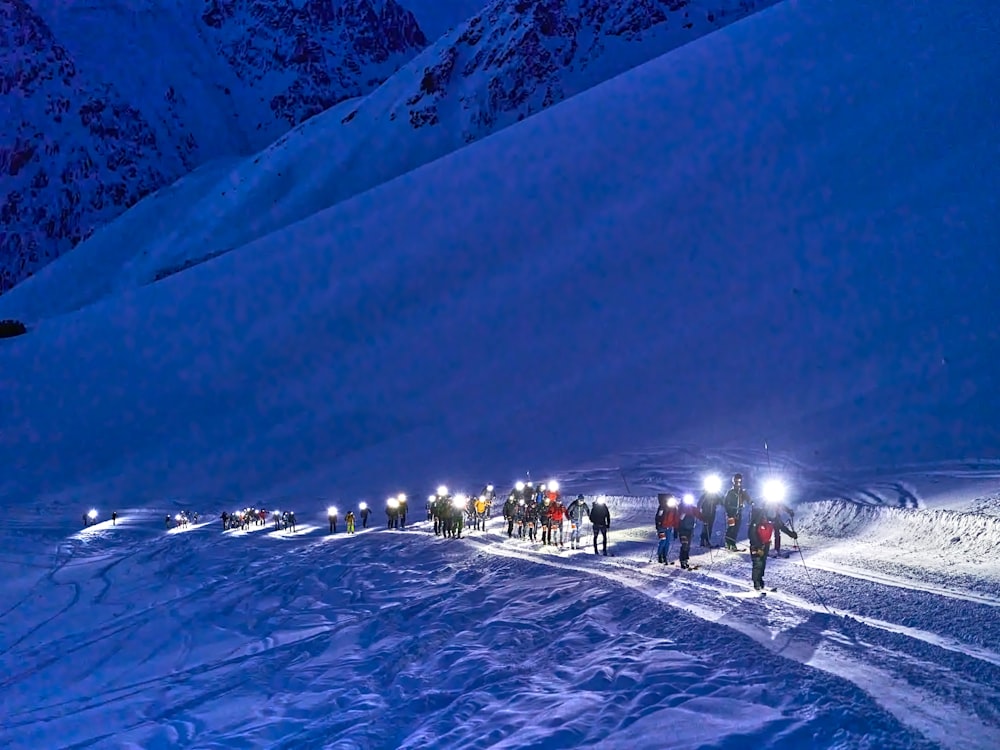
<box><xmin>788</xmin><ymin>520</ymin><xmax>834</xmax><ymax>615</ymax></box>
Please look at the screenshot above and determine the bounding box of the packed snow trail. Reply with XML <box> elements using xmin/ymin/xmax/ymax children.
<box><xmin>0</xmin><ymin>506</ymin><xmax>957</xmax><ymax>750</ymax></box>
<box><xmin>458</xmin><ymin>514</ymin><xmax>1000</xmax><ymax>750</ymax></box>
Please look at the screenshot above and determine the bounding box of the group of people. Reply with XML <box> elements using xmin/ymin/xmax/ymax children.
<box><xmin>167</xmin><ymin>511</ymin><xmax>197</xmax><ymax>528</ymax></box>
<box><xmin>328</xmin><ymin>504</ymin><xmax>371</xmax><ymax>534</ymax></box>
<box><xmin>497</xmin><ymin>482</ymin><xmax>613</xmax><ymax>555</ymax></box>
<box><xmin>127</xmin><ymin>470</ymin><xmax>798</xmax><ymax>592</ymax></box>
<box><xmin>652</xmin><ymin>473</ymin><xmax>798</xmax><ymax>590</ymax></box>
<box><xmin>425</xmin><ymin>485</ymin><xmax>497</xmax><ymax>538</ymax></box>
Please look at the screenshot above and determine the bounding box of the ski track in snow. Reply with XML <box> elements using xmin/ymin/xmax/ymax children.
<box><xmin>2</xmin><ymin>494</ymin><xmax>1000</xmax><ymax>749</ymax></box>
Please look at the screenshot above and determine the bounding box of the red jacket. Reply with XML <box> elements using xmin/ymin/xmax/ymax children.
<box><xmin>550</xmin><ymin>503</ymin><xmax>566</xmax><ymax>522</ymax></box>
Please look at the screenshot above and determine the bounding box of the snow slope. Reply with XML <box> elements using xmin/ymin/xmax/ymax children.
<box><xmin>0</xmin><ymin>0</ymin><xmax>781</xmax><ymax>323</ymax></box>
<box><xmin>1</xmin><ymin>490</ymin><xmax>999</xmax><ymax>748</ymax></box>
<box><xmin>1</xmin><ymin>0</ymin><xmax>429</xmax><ymax>293</ymax></box>
<box><xmin>1</xmin><ymin>0</ymin><xmax>999</xmax><ymax>745</ymax></box>
<box><xmin>2</xmin><ymin>0</ymin><xmax>996</xmax><ymax>505</ymax></box>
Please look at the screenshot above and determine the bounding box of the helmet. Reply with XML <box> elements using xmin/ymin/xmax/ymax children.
<box><xmin>577</xmin><ymin>494</ymin><xmax>584</xmax><ymax>500</ymax></box>
<box><xmin>733</xmin><ymin>473</ymin><xmax>743</xmax><ymax>484</ymax></box>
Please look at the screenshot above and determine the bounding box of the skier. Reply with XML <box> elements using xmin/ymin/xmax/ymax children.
<box><xmin>770</xmin><ymin>500</ymin><xmax>795</xmax><ymax>557</ymax></box>
<box><xmin>524</xmin><ymin>497</ymin><xmax>539</xmax><ymax>542</ymax></box>
<box><xmin>112</xmin><ymin>511</ymin><xmax>118</xmax><ymax>526</ymax></box>
<box><xmin>386</xmin><ymin>498</ymin><xmax>399</xmax><ymax>529</ymax></box>
<box><xmin>748</xmin><ymin>500</ymin><xmax>797</xmax><ymax>590</ymax></box>
<box><xmin>515</xmin><ymin>498</ymin><xmax>527</xmax><ymax>538</ymax></box>
<box><xmin>360</xmin><ymin>502</ymin><xmax>370</xmax><ymax>529</ymax></box>
<box><xmin>589</xmin><ymin>497</ymin><xmax>611</xmax><ymax>555</ymax></box>
<box><xmin>549</xmin><ymin>495</ymin><xmax>567</xmax><ymax>548</ymax></box>
<box><xmin>288</xmin><ymin>511</ymin><xmax>297</xmax><ymax>533</ymax></box>
<box><xmin>539</xmin><ymin>497</ymin><xmax>553</xmax><ymax>545</ymax></box>
<box><xmin>474</xmin><ymin>494</ymin><xmax>488</xmax><ymax>531</ymax></box>
<box><xmin>723</xmin><ymin>473</ymin><xmax>751</xmax><ymax>551</ymax></box>
<box><xmin>566</xmin><ymin>494</ymin><xmax>590</xmax><ymax>550</ymax></box>
<box><xmin>677</xmin><ymin>495</ymin><xmax>703</xmax><ymax>569</ymax></box>
<box><xmin>346</xmin><ymin>510</ymin><xmax>356</xmax><ymax>534</ymax></box>
<box><xmin>479</xmin><ymin>484</ymin><xmax>496</xmax><ymax>519</ymax></box>
<box><xmin>699</xmin><ymin>475</ymin><xmax>723</xmax><ymax>547</ymax></box>
<box><xmin>654</xmin><ymin>494</ymin><xmax>679</xmax><ymax>564</ymax></box>
<box><xmin>433</xmin><ymin>487</ymin><xmax>450</xmax><ymax>536</ymax></box>
<box><xmin>398</xmin><ymin>495</ymin><xmax>408</xmax><ymax>529</ymax></box>
<box><xmin>165</xmin><ymin>514</ymin><xmax>172</xmax><ymax>529</ymax></box>
<box><xmin>328</xmin><ymin>507</ymin><xmax>338</xmax><ymax>534</ymax></box>
<box><xmin>503</xmin><ymin>493</ymin><xmax>517</xmax><ymax>537</ymax></box>
<box><xmin>451</xmin><ymin>495</ymin><xmax>467</xmax><ymax>539</ymax></box>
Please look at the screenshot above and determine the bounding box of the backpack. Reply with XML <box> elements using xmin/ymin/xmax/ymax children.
<box><xmin>756</xmin><ymin>520</ymin><xmax>774</xmax><ymax>545</ymax></box>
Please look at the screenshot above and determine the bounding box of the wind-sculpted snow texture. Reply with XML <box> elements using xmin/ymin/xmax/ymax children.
<box><xmin>7</xmin><ymin>499</ymin><xmax>995</xmax><ymax>749</ymax></box>
<box><xmin>0</xmin><ymin>0</ymin><xmax>780</xmax><ymax>320</ymax></box>
<box><xmin>1</xmin><ymin>0</ymin><xmax>429</xmax><ymax>293</ymax></box>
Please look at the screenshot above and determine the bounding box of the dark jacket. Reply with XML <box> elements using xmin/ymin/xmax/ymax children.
<box><xmin>698</xmin><ymin>492</ymin><xmax>721</xmax><ymax>517</ymax></box>
<box><xmin>589</xmin><ymin>503</ymin><xmax>611</xmax><ymax>528</ymax></box>
<box><xmin>567</xmin><ymin>498</ymin><xmax>590</xmax><ymax>523</ymax></box>
<box><xmin>724</xmin><ymin>488</ymin><xmax>750</xmax><ymax>515</ymax></box>
<box><xmin>678</xmin><ymin>506</ymin><xmax>703</xmax><ymax>535</ymax></box>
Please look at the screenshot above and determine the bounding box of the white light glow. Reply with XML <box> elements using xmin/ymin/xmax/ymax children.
<box><xmin>359</xmin><ymin>502</ymin><xmax>368</xmax><ymax>510</ymax></box>
<box><xmin>667</xmin><ymin>496</ymin><xmax>678</xmax><ymax>508</ymax></box>
<box><xmin>437</xmin><ymin>485</ymin><xmax>449</xmax><ymax>496</ymax></box>
<box><xmin>683</xmin><ymin>493</ymin><xmax>695</xmax><ymax>505</ymax></box>
<box><xmin>762</xmin><ymin>479</ymin><xmax>787</xmax><ymax>504</ymax></box>
<box><xmin>548</xmin><ymin>480</ymin><xmax>560</xmax><ymax>492</ymax></box>
<box><xmin>88</xmin><ymin>509</ymin><xmax>97</xmax><ymax>519</ymax></box>
<box><xmin>328</xmin><ymin>506</ymin><xmax>337</xmax><ymax>516</ymax></box>
<box><xmin>703</xmin><ymin>474</ymin><xmax>723</xmax><ymax>494</ymax></box>
<box><xmin>515</xmin><ymin>481</ymin><xmax>525</xmax><ymax>492</ymax></box>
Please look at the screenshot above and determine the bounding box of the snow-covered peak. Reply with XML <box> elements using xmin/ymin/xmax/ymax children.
<box><xmin>1</xmin><ymin>0</ymin><xmax>433</xmax><ymax>295</ymax></box>
<box><xmin>0</xmin><ymin>0</ymin><xmax>779</xmax><ymax>321</ymax></box>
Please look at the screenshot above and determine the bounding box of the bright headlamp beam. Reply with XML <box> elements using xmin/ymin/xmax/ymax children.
<box><xmin>703</xmin><ymin>474</ymin><xmax>723</xmax><ymax>494</ymax></box>
<box><xmin>762</xmin><ymin>479</ymin><xmax>787</xmax><ymax>504</ymax></box>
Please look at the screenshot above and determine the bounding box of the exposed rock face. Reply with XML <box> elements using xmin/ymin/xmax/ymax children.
<box><xmin>0</xmin><ymin>0</ymin><xmax>428</xmax><ymax>293</ymax></box>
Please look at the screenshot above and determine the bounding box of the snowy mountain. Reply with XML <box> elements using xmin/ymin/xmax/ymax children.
<box><xmin>0</xmin><ymin>0</ymin><xmax>998</xmax><ymax>746</ymax></box>
<box><xmin>1</xmin><ymin>0</ymin><xmax>431</xmax><ymax>294</ymax></box>
<box><xmin>0</xmin><ymin>0</ymin><xmax>780</xmax><ymax>323</ymax></box>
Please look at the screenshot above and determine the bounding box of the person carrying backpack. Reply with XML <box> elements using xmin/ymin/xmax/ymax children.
<box><xmin>654</xmin><ymin>494</ymin><xmax>680</xmax><ymax>564</ymax></box>
<box><xmin>589</xmin><ymin>498</ymin><xmax>611</xmax><ymax>555</ymax></box>
<box><xmin>748</xmin><ymin>500</ymin><xmax>797</xmax><ymax>590</ymax></box>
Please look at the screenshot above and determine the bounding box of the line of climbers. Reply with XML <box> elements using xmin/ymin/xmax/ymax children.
<box><xmin>212</xmin><ymin>473</ymin><xmax>796</xmax><ymax>593</ymax></box>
